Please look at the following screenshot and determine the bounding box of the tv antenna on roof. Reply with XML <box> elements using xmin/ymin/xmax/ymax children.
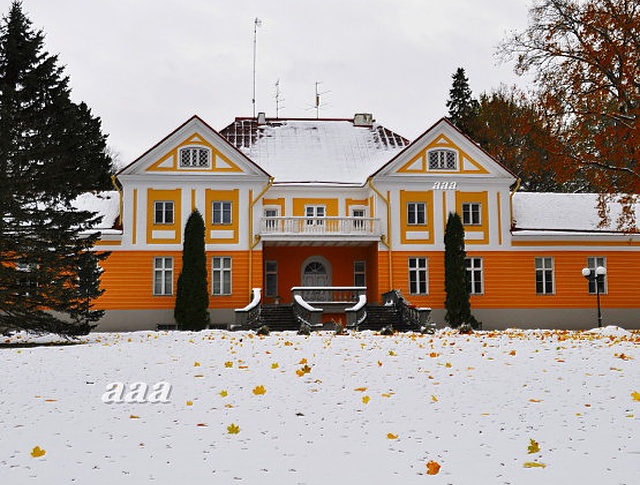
<box><xmin>313</xmin><ymin>81</ymin><xmax>330</xmax><ymax>118</ymax></box>
<box><xmin>275</xmin><ymin>79</ymin><xmax>285</xmax><ymax>118</ymax></box>
<box><xmin>252</xmin><ymin>17</ymin><xmax>262</xmax><ymax>118</ymax></box>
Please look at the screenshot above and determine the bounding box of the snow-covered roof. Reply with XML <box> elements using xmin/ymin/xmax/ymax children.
<box><xmin>512</xmin><ymin>192</ymin><xmax>640</xmax><ymax>233</ymax></box>
<box><xmin>72</xmin><ymin>191</ymin><xmax>120</xmax><ymax>232</ymax></box>
<box><xmin>219</xmin><ymin>117</ymin><xmax>410</xmax><ymax>185</ymax></box>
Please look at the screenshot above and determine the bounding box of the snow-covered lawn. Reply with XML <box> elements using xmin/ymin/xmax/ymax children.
<box><xmin>1</xmin><ymin>327</ymin><xmax>639</xmax><ymax>484</ymax></box>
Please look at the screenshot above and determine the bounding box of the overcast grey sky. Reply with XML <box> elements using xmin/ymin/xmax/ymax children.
<box><xmin>10</xmin><ymin>0</ymin><xmax>534</xmax><ymax>164</ymax></box>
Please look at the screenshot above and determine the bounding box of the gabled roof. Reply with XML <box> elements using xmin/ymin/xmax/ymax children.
<box><xmin>371</xmin><ymin>117</ymin><xmax>518</xmax><ymax>181</ymax></box>
<box><xmin>117</xmin><ymin>115</ymin><xmax>271</xmax><ymax>178</ymax></box>
<box><xmin>219</xmin><ymin>116</ymin><xmax>410</xmax><ymax>185</ymax></box>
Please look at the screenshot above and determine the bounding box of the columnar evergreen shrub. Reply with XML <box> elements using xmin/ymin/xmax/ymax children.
<box><xmin>174</xmin><ymin>210</ymin><xmax>209</xmax><ymax>330</ymax></box>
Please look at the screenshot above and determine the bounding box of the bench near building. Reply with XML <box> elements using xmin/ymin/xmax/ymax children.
<box><xmin>83</xmin><ymin>114</ymin><xmax>640</xmax><ymax>331</ymax></box>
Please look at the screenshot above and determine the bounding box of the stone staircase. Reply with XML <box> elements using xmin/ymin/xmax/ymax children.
<box><xmin>358</xmin><ymin>305</ymin><xmax>401</xmax><ymax>331</ymax></box>
<box><xmin>259</xmin><ymin>304</ymin><xmax>299</xmax><ymax>331</ymax></box>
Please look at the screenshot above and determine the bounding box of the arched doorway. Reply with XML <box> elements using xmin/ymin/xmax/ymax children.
<box><xmin>301</xmin><ymin>257</ymin><xmax>331</xmax><ymax>287</ymax></box>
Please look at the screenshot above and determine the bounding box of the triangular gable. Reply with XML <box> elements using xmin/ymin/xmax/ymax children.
<box><xmin>371</xmin><ymin>118</ymin><xmax>516</xmax><ymax>181</ymax></box>
<box><xmin>146</xmin><ymin>133</ymin><xmax>244</xmax><ymax>173</ymax></box>
<box><xmin>117</xmin><ymin>115</ymin><xmax>271</xmax><ymax>178</ymax></box>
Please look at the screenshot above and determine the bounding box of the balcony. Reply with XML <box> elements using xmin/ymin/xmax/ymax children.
<box><xmin>259</xmin><ymin>216</ymin><xmax>382</xmax><ymax>245</ymax></box>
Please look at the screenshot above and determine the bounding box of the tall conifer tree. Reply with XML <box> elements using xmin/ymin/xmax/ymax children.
<box><xmin>445</xmin><ymin>67</ymin><xmax>479</xmax><ymax>136</ymax></box>
<box><xmin>444</xmin><ymin>212</ymin><xmax>478</xmax><ymax>329</ymax></box>
<box><xmin>0</xmin><ymin>2</ymin><xmax>113</xmax><ymax>335</ymax></box>
<box><xmin>175</xmin><ymin>210</ymin><xmax>209</xmax><ymax>331</ymax></box>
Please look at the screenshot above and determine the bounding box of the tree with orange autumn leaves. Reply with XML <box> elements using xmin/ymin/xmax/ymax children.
<box><xmin>499</xmin><ymin>0</ymin><xmax>640</xmax><ymax>195</ymax></box>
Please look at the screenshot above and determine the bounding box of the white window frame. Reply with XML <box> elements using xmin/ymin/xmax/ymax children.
<box><xmin>535</xmin><ymin>257</ymin><xmax>554</xmax><ymax>295</ymax></box>
<box><xmin>154</xmin><ymin>201</ymin><xmax>174</xmax><ymax>225</ymax></box>
<box><xmin>212</xmin><ymin>257</ymin><xmax>232</xmax><ymax>295</ymax></box>
<box><xmin>586</xmin><ymin>257</ymin><xmax>607</xmax><ymax>294</ymax></box>
<box><xmin>352</xmin><ymin>207</ymin><xmax>366</xmax><ymax>230</ymax></box>
<box><xmin>465</xmin><ymin>257</ymin><xmax>483</xmax><ymax>295</ymax></box>
<box><xmin>305</xmin><ymin>205</ymin><xmax>325</xmax><ymax>226</ymax></box>
<box><xmin>428</xmin><ymin>149</ymin><xmax>457</xmax><ymax>170</ymax></box>
<box><xmin>179</xmin><ymin>146</ymin><xmax>211</xmax><ymax>168</ymax></box>
<box><xmin>462</xmin><ymin>202</ymin><xmax>482</xmax><ymax>225</ymax></box>
<box><xmin>408</xmin><ymin>257</ymin><xmax>428</xmax><ymax>295</ymax></box>
<box><xmin>153</xmin><ymin>257</ymin><xmax>173</xmax><ymax>296</ymax></box>
<box><xmin>264</xmin><ymin>207</ymin><xmax>279</xmax><ymax>231</ymax></box>
<box><xmin>407</xmin><ymin>202</ymin><xmax>426</xmax><ymax>225</ymax></box>
<box><xmin>212</xmin><ymin>201</ymin><xmax>232</xmax><ymax>225</ymax></box>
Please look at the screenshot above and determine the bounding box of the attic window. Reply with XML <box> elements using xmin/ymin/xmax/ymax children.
<box><xmin>428</xmin><ymin>149</ymin><xmax>457</xmax><ymax>170</ymax></box>
<box><xmin>179</xmin><ymin>147</ymin><xmax>211</xmax><ymax>168</ymax></box>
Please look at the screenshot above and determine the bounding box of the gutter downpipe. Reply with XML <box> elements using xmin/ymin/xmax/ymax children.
<box><xmin>367</xmin><ymin>177</ymin><xmax>393</xmax><ymax>291</ymax></box>
<box><xmin>249</xmin><ymin>177</ymin><xmax>275</xmax><ymax>292</ymax></box>
<box><xmin>509</xmin><ymin>178</ymin><xmax>522</xmax><ymax>230</ymax></box>
<box><xmin>111</xmin><ymin>175</ymin><xmax>123</xmax><ymax>228</ymax></box>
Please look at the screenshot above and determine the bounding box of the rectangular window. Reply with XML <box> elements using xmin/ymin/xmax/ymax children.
<box><xmin>264</xmin><ymin>208</ymin><xmax>279</xmax><ymax>230</ymax></box>
<box><xmin>305</xmin><ymin>205</ymin><xmax>325</xmax><ymax>226</ymax></box>
<box><xmin>428</xmin><ymin>149</ymin><xmax>457</xmax><ymax>170</ymax></box>
<box><xmin>586</xmin><ymin>257</ymin><xmax>607</xmax><ymax>294</ymax></box>
<box><xmin>465</xmin><ymin>257</ymin><xmax>483</xmax><ymax>295</ymax></box>
<box><xmin>462</xmin><ymin>202</ymin><xmax>481</xmax><ymax>225</ymax></box>
<box><xmin>352</xmin><ymin>208</ymin><xmax>366</xmax><ymax>230</ymax></box>
<box><xmin>407</xmin><ymin>202</ymin><xmax>426</xmax><ymax>225</ymax></box>
<box><xmin>154</xmin><ymin>201</ymin><xmax>174</xmax><ymax>225</ymax></box>
<box><xmin>354</xmin><ymin>261</ymin><xmax>366</xmax><ymax>287</ymax></box>
<box><xmin>265</xmin><ymin>261</ymin><xmax>278</xmax><ymax>297</ymax></box>
<box><xmin>408</xmin><ymin>257</ymin><xmax>428</xmax><ymax>295</ymax></box>
<box><xmin>16</xmin><ymin>262</ymin><xmax>38</xmax><ymax>297</ymax></box>
<box><xmin>153</xmin><ymin>257</ymin><xmax>173</xmax><ymax>295</ymax></box>
<box><xmin>212</xmin><ymin>201</ymin><xmax>232</xmax><ymax>225</ymax></box>
<box><xmin>535</xmin><ymin>257</ymin><xmax>554</xmax><ymax>295</ymax></box>
<box><xmin>212</xmin><ymin>257</ymin><xmax>232</xmax><ymax>295</ymax></box>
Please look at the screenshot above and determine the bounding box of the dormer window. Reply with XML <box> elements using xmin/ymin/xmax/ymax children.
<box><xmin>179</xmin><ymin>147</ymin><xmax>211</xmax><ymax>168</ymax></box>
<box><xmin>428</xmin><ymin>149</ymin><xmax>457</xmax><ymax>170</ymax></box>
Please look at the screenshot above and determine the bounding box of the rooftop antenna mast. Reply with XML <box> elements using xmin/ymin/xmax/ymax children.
<box><xmin>314</xmin><ymin>81</ymin><xmax>330</xmax><ymax>118</ymax></box>
<box><xmin>275</xmin><ymin>79</ymin><xmax>284</xmax><ymax>118</ymax></box>
<box><xmin>252</xmin><ymin>17</ymin><xmax>262</xmax><ymax>118</ymax></box>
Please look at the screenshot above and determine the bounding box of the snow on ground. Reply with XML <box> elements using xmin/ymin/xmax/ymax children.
<box><xmin>1</xmin><ymin>328</ymin><xmax>639</xmax><ymax>484</ymax></box>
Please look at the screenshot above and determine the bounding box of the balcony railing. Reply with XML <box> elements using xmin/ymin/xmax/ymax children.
<box><xmin>260</xmin><ymin>217</ymin><xmax>380</xmax><ymax>236</ymax></box>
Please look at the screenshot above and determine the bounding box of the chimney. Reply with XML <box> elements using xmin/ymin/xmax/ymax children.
<box><xmin>257</xmin><ymin>112</ymin><xmax>267</xmax><ymax>125</ymax></box>
<box><xmin>353</xmin><ymin>113</ymin><xmax>373</xmax><ymax>126</ymax></box>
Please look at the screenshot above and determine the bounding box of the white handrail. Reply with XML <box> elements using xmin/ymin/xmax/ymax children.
<box><xmin>345</xmin><ymin>294</ymin><xmax>367</xmax><ymax>312</ymax></box>
<box><xmin>237</xmin><ymin>287</ymin><xmax>262</xmax><ymax>312</ymax></box>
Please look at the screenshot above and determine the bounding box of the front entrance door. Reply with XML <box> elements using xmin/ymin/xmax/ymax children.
<box><xmin>301</xmin><ymin>257</ymin><xmax>331</xmax><ymax>301</ymax></box>
<box><xmin>302</xmin><ymin>261</ymin><xmax>329</xmax><ymax>286</ymax></box>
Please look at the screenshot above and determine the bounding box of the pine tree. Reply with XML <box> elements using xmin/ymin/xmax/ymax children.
<box><xmin>445</xmin><ymin>67</ymin><xmax>479</xmax><ymax>136</ymax></box>
<box><xmin>0</xmin><ymin>2</ymin><xmax>113</xmax><ymax>335</ymax></box>
<box><xmin>174</xmin><ymin>210</ymin><xmax>209</xmax><ymax>331</ymax></box>
<box><xmin>444</xmin><ymin>212</ymin><xmax>478</xmax><ymax>329</ymax></box>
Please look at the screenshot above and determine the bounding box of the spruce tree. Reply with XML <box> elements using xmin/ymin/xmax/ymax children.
<box><xmin>0</xmin><ymin>2</ymin><xmax>113</xmax><ymax>335</ymax></box>
<box><xmin>444</xmin><ymin>212</ymin><xmax>478</xmax><ymax>329</ymax></box>
<box><xmin>175</xmin><ymin>210</ymin><xmax>209</xmax><ymax>331</ymax></box>
<box><xmin>445</xmin><ymin>67</ymin><xmax>479</xmax><ymax>136</ymax></box>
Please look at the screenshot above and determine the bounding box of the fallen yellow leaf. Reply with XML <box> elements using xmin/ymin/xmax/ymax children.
<box><xmin>227</xmin><ymin>423</ymin><xmax>240</xmax><ymax>434</ymax></box>
<box><xmin>252</xmin><ymin>385</ymin><xmax>267</xmax><ymax>395</ymax></box>
<box><xmin>194</xmin><ymin>361</ymin><xmax>201</xmax><ymax>367</ymax></box>
<box><xmin>426</xmin><ymin>460</ymin><xmax>441</xmax><ymax>475</ymax></box>
<box><xmin>224</xmin><ymin>361</ymin><xmax>233</xmax><ymax>368</ymax></box>
<box><xmin>431</xmin><ymin>395</ymin><xmax>438</xmax><ymax>402</ymax></box>
<box><xmin>129</xmin><ymin>415</ymin><xmax>140</xmax><ymax>419</ymax></box>
<box><xmin>523</xmin><ymin>461</ymin><xmax>546</xmax><ymax>468</ymax></box>
<box><xmin>299</xmin><ymin>358</ymin><xmax>308</xmax><ymax>364</ymax></box>
<box><xmin>186</xmin><ymin>400</ymin><xmax>194</xmax><ymax>406</ymax></box>
<box><xmin>362</xmin><ymin>395</ymin><xmax>371</xmax><ymax>404</ymax></box>
<box><xmin>632</xmin><ymin>391</ymin><xmax>640</xmax><ymax>402</ymax></box>
<box><xmin>30</xmin><ymin>446</ymin><xmax>46</xmax><ymax>458</ymax></box>
<box><xmin>527</xmin><ymin>438</ymin><xmax>540</xmax><ymax>454</ymax></box>
<box><xmin>271</xmin><ymin>362</ymin><xmax>279</xmax><ymax>369</ymax></box>
<box><xmin>387</xmin><ymin>433</ymin><xmax>398</xmax><ymax>440</ymax></box>
<box><xmin>219</xmin><ymin>390</ymin><xmax>228</xmax><ymax>397</ymax></box>
<box><xmin>354</xmin><ymin>387</ymin><xmax>368</xmax><ymax>392</ymax></box>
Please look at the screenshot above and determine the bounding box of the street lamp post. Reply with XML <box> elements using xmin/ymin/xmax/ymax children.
<box><xmin>581</xmin><ymin>266</ymin><xmax>607</xmax><ymax>328</ymax></box>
